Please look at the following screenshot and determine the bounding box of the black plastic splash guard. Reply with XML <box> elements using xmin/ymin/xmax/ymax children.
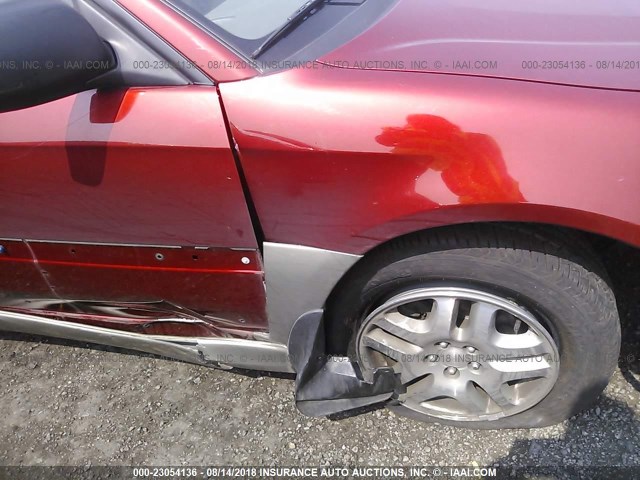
<box><xmin>288</xmin><ymin>310</ymin><xmax>401</xmax><ymax>417</ymax></box>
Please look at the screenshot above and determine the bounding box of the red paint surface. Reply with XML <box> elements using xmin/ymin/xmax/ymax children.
<box><xmin>0</xmin><ymin>242</ymin><xmax>267</xmax><ymax>330</ymax></box>
<box><xmin>219</xmin><ymin>66</ymin><xmax>640</xmax><ymax>253</ymax></box>
<box><xmin>0</xmin><ymin>257</ymin><xmax>258</xmax><ymax>275</ymax></box>
<box><xmin>0</xmin><ymin>86</ymin><xmax>267</xmax><ymax>333</ymax></box>
<box><xmin>320</xmin><ymin>0</ymin><xmax>640</xmax><ymax>91</ymax></box>
<box><xmin>0</xmin><ymin>240</ymin><xmax>51</xmax><ymax>299</ymax></box>
<box><xmin>116</xmin><ymin>0</ymin><xmax>258</xmax><ymax>82</ymax></box>
<box><xmin>0</xmin><ymin>87</ymin><xmax>256</xmax><ymax>248</ymax></box>
<box><xmin>1</xmin><ymin>0</ymin><xmax>639</xmax><ymax>340</ymax></box>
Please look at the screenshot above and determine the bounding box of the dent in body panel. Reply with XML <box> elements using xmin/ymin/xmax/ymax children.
<box><xmin>0</xmin><ymin>309</ymin><xmax>293</xmax><ymax>372</ymax></box>
<box><xmin>0</xmin><ymin>86</ymin><xmax>257</xmax><ymax>248</ymax></box>
<box><xmin>0</xmin><ymin>240</ymin><xmax>268</xmax><ymax>336</ymax></box>
<box><xmin>0</xmin><ymin>240</ymin><xmax>55</xmax><ymax>301</ymax></box>
<box><xmin>0</xmin><ymin>84</ymin><xmax>267</xmax><ymax>337</ymax></box>
<box><xmin>220</xmin><ymin>66</ymin><xmax>640</xmax><ymax>253</ymax></box>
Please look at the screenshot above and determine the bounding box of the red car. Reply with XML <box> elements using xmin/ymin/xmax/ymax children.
<box><xmin>1</xmin><ymin>0</ymin><xmax>638</xmax><ymax>429</ymax></box>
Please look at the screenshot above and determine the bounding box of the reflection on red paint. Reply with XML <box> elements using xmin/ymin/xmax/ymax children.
<box><xmin>89</xmin><ymin>89</ymin><xmax>136</xmax><ymax>124</ymax></box>
<box><xmin>377</xmin><ymin>115</ymin><xmax>525</xmax><ymax>204</ymax></box>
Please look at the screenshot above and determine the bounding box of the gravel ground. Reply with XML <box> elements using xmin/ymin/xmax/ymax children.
<box><xmin>0</xmin><ymin>323</ymin><xmax>638</xmax><ymax>470</ymax></box>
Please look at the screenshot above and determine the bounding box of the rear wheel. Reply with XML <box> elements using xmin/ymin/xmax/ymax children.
<box><xmin>327</xmin><ymin>224</ymin><xmax>621</xmax><ymax>428</ymax></box>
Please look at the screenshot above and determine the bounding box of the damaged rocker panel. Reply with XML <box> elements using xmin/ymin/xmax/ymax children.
<box><xmin>0</xmin><ymin>238</ymin><xmax>269</xmax><ymax>333</ymax></box>
<box><xmin>1</xmin><ymin>298</ymin><xmax>260</xmax><ymax>338</ymax></box>
<box><xmin>0</xmin><ymin>308</ymin><xmax>293</xmax><ymax>373</ymax></box>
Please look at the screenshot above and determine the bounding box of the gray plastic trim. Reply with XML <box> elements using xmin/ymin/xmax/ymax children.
<box><xmin>264</xmin><ymin>242</ymin><xmax>361</xmax><ymax>344</ymax></box>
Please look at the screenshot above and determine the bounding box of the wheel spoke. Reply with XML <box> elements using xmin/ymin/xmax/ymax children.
<box><xmin>488</xmin><ymin>329</ymin><xmax>553</xmax><ymax>363</ymax></box>
<box><xmin>471</xmin><ymin>376</ymin><xmax>514</xmax><ymax>409</ymax></box>
<box><xmin>456</xmin><ymin>381</ymin><xmax>493</xmax><ymax>414</ymax></box>
<box><xmin>429</xmin><ymin>297</ymin><xmax>458</xmax><ymax>339</ymax></box>
<box><xmin>458</xmin><ymin>302</ymin><xmax>500</xmax><ymax>345</ymax></box>
<box><xmin>372</xmin><ymin>311</ymin><xmax>429</xmax><ymax>344</ymax></box>
<box><xmin>488</xmin><ymin>355</ymin><xmax>555</xmax><ymax>382</ymax></box>
<box><xmin>402</xmin><ymin>374</ymin><xmax>438</xmax><ymax>404</ymax></box>
<box><xmin>361</xmin><ymin>327</ymin><xmax>422</xmax><ymax>362</ymax></box>
<box><xmin>357</xmin><ymin>287</ymin><xmax>560</xmax><ymax>422</ymax></box>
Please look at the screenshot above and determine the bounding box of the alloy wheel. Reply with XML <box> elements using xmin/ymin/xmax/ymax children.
<box><xmin>356</xmin><ymin>287</ymin><xmax>560</xmax><ymax>422</ymax></box>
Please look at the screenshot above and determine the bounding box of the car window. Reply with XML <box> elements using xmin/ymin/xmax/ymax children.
<box><xmin>164</xmin><ymin>0</ymin><xmax>395</xmax><ymax>72</ymax></box>
<box><xmin>176</xmin><ymin>0</ymin><xmax>308</xmax><ymax>40</ymax></box>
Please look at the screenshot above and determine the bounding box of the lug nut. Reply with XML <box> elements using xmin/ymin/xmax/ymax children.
<box><xmin>437</xmin><ymin>342</ymin><xmax>449</xmax><ymax>348</ymax></box>
<box><xmin>469</xmin><ymin>361</ymin><xmax>481</xmax><ymax>370</ymax></box>
<box><xmin>426</xmin><ymin>354</ymin><xmax>438</xmax><ymax>362</ymax></box>
<box><xmin>444</xmin><ymin>366</ymin><xmax>458</xmax><ymax>376</ymax></box>
<box><xmin>466</xmin><ymin>346</ymin><xmax>477</xmax><ymax>353</ymax></box>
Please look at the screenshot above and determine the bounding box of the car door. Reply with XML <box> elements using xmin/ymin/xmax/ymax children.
<box><xmin>0</xmin><ymin>0</ymin><xmax>266</xmax><ymax>337</ymax></box>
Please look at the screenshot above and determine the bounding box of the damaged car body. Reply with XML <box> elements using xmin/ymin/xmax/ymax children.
<box><xmin>0</xmin><ymin>0</ymin><xmax>639</xmax><ymax>428</ymax></box>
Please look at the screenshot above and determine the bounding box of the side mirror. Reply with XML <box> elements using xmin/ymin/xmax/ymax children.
<box><xmin>0</xmin><ymin>0</ymin><xmax>117</xmax><ymax>113</ymax></box>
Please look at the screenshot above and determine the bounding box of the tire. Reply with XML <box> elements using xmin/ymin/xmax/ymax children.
<box><xmin>326</xmin><ymin>224</ymin><xmax>621</xmax><ymax>428</ymax></box>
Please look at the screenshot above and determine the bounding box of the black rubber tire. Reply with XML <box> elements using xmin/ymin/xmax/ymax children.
<box><xmin>326</xmin><ymin>224</ymin><xmax>621</xmax><ymax>429</ymax></box>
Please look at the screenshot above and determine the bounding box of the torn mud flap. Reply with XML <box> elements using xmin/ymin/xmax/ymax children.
<box><xmin>288</xmin><ymin>310</ymin><xmax>402</xmax><ymax>417</ymax></box>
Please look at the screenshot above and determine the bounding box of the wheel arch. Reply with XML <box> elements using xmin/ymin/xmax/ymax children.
<box><xmin>350</xmin><ymin>202</ymin><xmax>640</xmax><ymax>256</ymax></box>
<box><xmin>323</xmin><ymin>217</ymin><xmax>639</xmax><ymax>354</ymax></box>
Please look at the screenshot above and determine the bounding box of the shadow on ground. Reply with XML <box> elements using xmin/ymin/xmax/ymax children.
<box><xmin>491</xmin><ymin>393</ymin><xmax>639</xmax><ymax>479</ymax></box>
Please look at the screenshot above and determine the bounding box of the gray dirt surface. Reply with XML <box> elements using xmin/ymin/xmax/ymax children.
<box><xmin>2</xmin><ymin>258</ymin><xmax>640</xmax><ymax>470</ymax></box>
<box><xmin>0</xmin><ymin>324</ymin><xmax>638</xmax><ymax>469</ymax></box>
